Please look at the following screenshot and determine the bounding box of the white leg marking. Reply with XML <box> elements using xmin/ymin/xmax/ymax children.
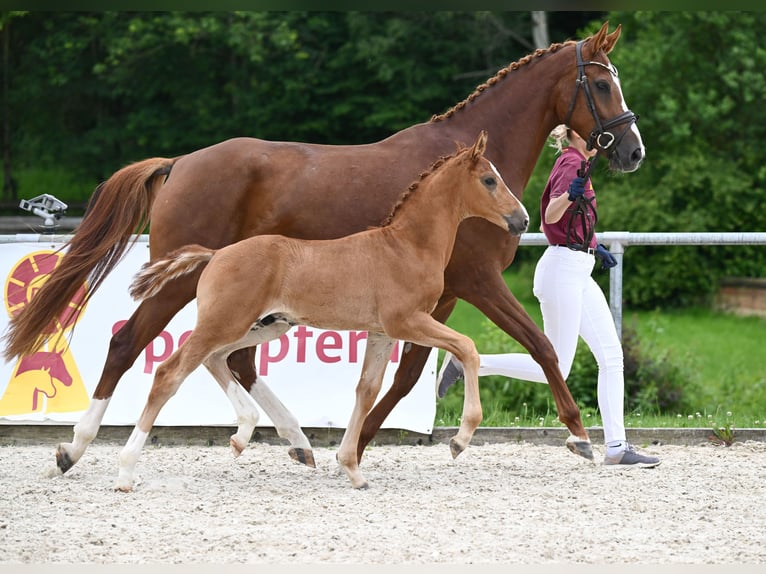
<box><xmin>249</xmin><ymin>376</ymin><xmax>311</xmax><ymax>450</ymax></box>
<box><xmin>115</xmin><ymin>427</ymin><xmax>149</xmax><ymax>492</ymax></box>
<box><xmin>225</xmin><ymin>380</ymin><xmax>260</xmax><ymax>454</ymax></box>
<box><xmin>52</xmin><ymin>397</ymin><xmax>111</xmax><ymax>476</ymax></box>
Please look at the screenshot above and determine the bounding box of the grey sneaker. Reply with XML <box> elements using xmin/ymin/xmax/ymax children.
<box><xmin>436</xmin><ymin>352</ymin><xmax>464</xmax><ymax>399</ymax></box>
<box><xmin>603</xmin><ymin>443</ymin><xmax>661</xmax><ymax>468</ymax></box>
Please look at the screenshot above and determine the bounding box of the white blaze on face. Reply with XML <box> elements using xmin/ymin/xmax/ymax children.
<box><xmin>613</xmin><ymin>70</ymin><xmax>645</xmax><ymax>157</ymax></box>
<box><xmin>490</xmin><ymin>161</ymin><xmax>529</xmax><ymax>222</ymax></box>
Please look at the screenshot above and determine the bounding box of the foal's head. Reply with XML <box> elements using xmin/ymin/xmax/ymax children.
<box><xmin>558</xmin><ymin>22</ymin><xmax>645</xmax><ymax>173</ymax></box>
<box><xmin>441</xmin><ymin>131</ymin><xmax>529</xmax><ymax>236</ymax></box>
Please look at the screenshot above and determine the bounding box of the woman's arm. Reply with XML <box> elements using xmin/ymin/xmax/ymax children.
<box><xmin>544</xmin><ymin>192</ymin><xmax>573</xmax><ymax>224</ymax></box>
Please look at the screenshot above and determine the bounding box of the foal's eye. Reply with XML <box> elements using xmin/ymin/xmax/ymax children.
<box><xmin>595</xmin><ymin>80</ymin><xmax>611</xmax><ymax>93</ymax></box>
<box><xmin>483</xmin><ymin>175</ymin><xmax>497</xmax><ymax>188</ymax></box>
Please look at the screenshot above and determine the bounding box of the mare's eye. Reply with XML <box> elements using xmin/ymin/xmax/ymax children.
<box><xmin>595</xmin><ymin>80</ymin><xmax>611</xmax><ymax>93</ymax></box>
<box><xmin>483</xmin><ymin>175</ymin><xmax>497</xmax><ymax>188</ymax></box>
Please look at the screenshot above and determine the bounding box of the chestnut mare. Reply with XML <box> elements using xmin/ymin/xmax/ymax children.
<box><xmin>116</xmin><ymin>132</ymin><xmax>528</xmax><ymax>490</ymax></box>
<box><xmin>3</xmin><ymin>22</ymin><xmax>642</xmax><ymax>474</ymax></box>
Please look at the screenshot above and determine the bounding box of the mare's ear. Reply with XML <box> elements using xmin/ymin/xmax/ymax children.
<box><xmin>602</xmin><ymin>24</ymin><xmax>622</xmax><ymax>54</ymax></box>
<box><xmin>470</xmin><ymin>130</ymin><xmax>488</xmax><ymax>161</ymax></box>
<box><xmin>584</xmin><ymin>21</ymin><xmax>618</xmax><ymax>58</ymax></box>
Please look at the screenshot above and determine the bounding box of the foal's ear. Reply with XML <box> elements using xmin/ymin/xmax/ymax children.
<box><xmin>470</xmin><ymin>130</ymin><xmax>488</xmax><ymax>161</ymax></box>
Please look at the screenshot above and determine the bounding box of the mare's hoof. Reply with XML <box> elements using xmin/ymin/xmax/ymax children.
<box><xmin>565</xmin><ymin>435</ymin><xmax>594</xmax><ymax>461</ymax></box>
<box><xmin>55</xmin><ymin>444</ymin><xmax>74</xmax><ymax>474</ymax></box>
<box><xmin>449</xmin><ymin>438</ymin><xmax>465</xmax><ymax>459</ymax></box>
<box><xmin>289</xmin><ymin>447</ymin><xmax>317</xmax><ymax>468</ymax></box>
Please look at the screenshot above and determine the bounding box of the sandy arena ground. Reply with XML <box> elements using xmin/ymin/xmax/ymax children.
<box><xmin>1</xmin><ymin>439</ymin><xmax>765</xmax><ymax>565</ymax></box>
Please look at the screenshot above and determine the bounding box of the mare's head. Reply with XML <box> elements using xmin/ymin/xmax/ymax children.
<box><xmin>559</xmin><ymin>21</ymin><xmax>645</xmax><ymax>173</ymax></box>
<box><xmin>443</xmin><ymin>131</ymin><xmax>529</xmax><ymax>235</ymax></box>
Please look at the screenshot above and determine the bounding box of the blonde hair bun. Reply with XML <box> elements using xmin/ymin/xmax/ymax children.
<box><xmin>549</xmin><ymin>124</ymin><xmax>569</xmax><ymax>153</ymax></box>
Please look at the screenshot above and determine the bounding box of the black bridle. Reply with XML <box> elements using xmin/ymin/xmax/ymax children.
<box><xmin>563</xmin><ymin>40</ymin><xmax>638</xmax><ymax>251</ymax></box>
<box><xmin>563</xmin><ymin>39</ymin><xmax>639</xmax><ymax>176</ymax></box>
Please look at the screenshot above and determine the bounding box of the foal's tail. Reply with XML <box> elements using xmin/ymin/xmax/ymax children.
<box><xmin>130</xmin><ymin>245</ymin><xmax>215</xmax><ymax>302</ymax></box>
<box><xmin>2</xmin><ymin>157</ymin><xmax>178</xmax><ymax>362</ymax></box>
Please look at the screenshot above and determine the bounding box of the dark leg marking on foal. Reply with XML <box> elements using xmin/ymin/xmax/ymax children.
<box><xmin>289</xmin><ymin>447</ymin><xmax>317</xmax><ymax>468</ymax></box>
<box><xmin>55</xmin><ymin>446</ymin><xmax>74</xmax><ymax>474</ymax></box>
<box><xmin>449</xmin><ymin>438</ymin><xmax>465</xmax><ymax>459</ymax></box>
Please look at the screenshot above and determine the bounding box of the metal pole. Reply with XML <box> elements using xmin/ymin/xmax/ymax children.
<box><xmin>607</xmin><ymin>240</ymin><xmax>624</xmax><ymax>340</ymax></box>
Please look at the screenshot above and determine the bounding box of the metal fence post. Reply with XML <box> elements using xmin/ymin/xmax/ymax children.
<box><xmin>607</xmin><ymin>240</ymin><xmax>625</xmax><ymax>340</ymax></box>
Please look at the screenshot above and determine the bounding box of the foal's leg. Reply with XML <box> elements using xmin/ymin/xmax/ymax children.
<box><xmin>386</xmin><ymin>314</ymin><xmax>482</xmax><ymax>458</ymax></box>
<box><xmin>204</xmin><ymin>350</ymin><xmax>264</xmax><ymax>455</ymax></box>
<box><xmin>222</xmin><ymin>320</ymin><xmax>314</xmax><ymax>466</ymax></box>
<box><xmin>54</xmin><ymin>284</ymin><xmax>197</xmax><ymax>476</ymax></box>
<box><xmin>336</xmin><ymin>332</ymin><xmax>396</xmax><ymax>489</ymax></box>
<box><xmin>356</xmin><ymin>294</ymin><xmax>458</xmax><ymax>462</ymax></box>
<box><xmin>115</xmin><ymin>335</ymin><xmax>210</xmax><ymax>492</ymax></box>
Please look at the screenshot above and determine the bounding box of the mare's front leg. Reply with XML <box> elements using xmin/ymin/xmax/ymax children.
<box><xmin>222</xmin><ymin>319</ymin><xmax>315</xmax><ymax>467</ymax></box>
<box><xmin>336</xmin><ymin>332</ymin><xmax>396</xmax><ymax>489</ymax></box>
<box><xmin>54</xmin><ymin>284</ymin><xmax>195</xmax><ymax>477</ymax></box>
<box><xmin>356</xmin><ymin>295</ymin><xmax>458</xmax><ymax>462</ymax></box>
<box><xmin>451</xmin><ymin>262</ymin><xmax>593</xmax><ymax>460</ymax></box>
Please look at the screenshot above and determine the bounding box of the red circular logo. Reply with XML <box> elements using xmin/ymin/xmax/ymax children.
<box><xmin>5</xmin><ymin>251</ymin><xmax>87</xmax><ymax>334</ymax></box>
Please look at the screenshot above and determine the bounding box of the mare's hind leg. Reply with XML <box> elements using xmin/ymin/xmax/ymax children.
<box><xmin>223</xmin><ymin>318</ymin><xmax>314</xmax><ymax>466</ymax></box>
<box><xmin>54</xmin><ymin>283</ymin><xmax>197</xmax><ymax>476</ymax></box>
<box><xmin>336</xmin><ymin>332</ymin><xmax>396</xmax><ymax>489</ymax></box>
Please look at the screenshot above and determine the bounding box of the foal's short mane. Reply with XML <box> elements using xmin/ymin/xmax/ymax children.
<box><xmin>379</xmin><ymin>145</ymin><xmax>470</xmax><ymax>227</ymax></box>
<box><xmin>430</xmin><ymin>40</ymin><xmax>574</xmax><ymax>122</ymax></box>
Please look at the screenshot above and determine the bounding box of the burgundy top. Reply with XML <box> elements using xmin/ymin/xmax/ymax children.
<box><xmin>540</xmin><ymin>147</ymin><xmax>598</xmax><ymax>250</ymax></box>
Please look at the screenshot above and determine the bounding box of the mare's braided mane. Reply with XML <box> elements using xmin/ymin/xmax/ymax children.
<box><xmin>430</xmin><ymin>39</ymin><xmax>574</xmax><ymax>122</ymax></box>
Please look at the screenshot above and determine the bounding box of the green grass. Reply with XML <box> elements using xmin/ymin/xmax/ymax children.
<box><xmin>437</xmin><ymin>261</ymin><xmax>766</xmax><ymax>430</ymax></box>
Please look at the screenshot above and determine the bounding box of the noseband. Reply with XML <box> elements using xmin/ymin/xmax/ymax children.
<box><xmin>564</xmin><ymin>40</ymin><xmax>638</xmax><ymax>162</ymax></box>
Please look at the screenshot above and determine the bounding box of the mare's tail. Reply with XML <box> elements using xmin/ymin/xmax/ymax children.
<box><xmin>129</xmin><ymin>245</ymin><xmax>215</xmax><ymax>302</ymax></box>
<box><xmin>2</xmin><ymin>157</ymin><xmax>177</xmax><ymax>361</ymax></box>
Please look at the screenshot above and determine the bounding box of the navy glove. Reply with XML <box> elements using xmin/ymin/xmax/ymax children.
<box><xmin>567</xmin><ymin>177</ymin><xmax>586</xmax><ymax>201</ymax></box>
<box><xmin>594</xmin><ymin>243</ymin><xmax>617</xmax><ymax>270</ymax></box>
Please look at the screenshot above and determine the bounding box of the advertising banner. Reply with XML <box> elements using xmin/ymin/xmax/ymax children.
<box><xmin>0</xmin><ymin>240</ymin><xmax>437</xmax><ymax>433</ymax></box>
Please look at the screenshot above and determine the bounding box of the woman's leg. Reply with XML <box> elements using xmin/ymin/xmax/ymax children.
<box><xmin>577</xmin><ymin>277</ymin><xmax>625</xmax><ymax>445</ymax></box>
<box><xmin>451</xmin><ymin>247</ymin><xmax>588</xmax><ymax>384</ymax></box>
<box><xmin>579</xmin><ymin>277</ymin><xmax>661</xmax><ymax>467</ymax></box>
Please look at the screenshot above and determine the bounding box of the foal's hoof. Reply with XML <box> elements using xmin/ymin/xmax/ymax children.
<box><xmin>229</xmin><ymin>437</ymin><xmax>246</xmax><ymax>458</ymax></box>
<box><xmin>289</xmin><ymin>447</ymin><xmax>317</xmax><ymax>468</ymax></box>
<box><xmin>55</xmin><ymin>444</ymin><xmax>75</xmax><ymax>474</ymax></box>
<box><xmin>565</xmin><ymin>435</ymin><xmax>594</xmax><ymax>461</ymax></box>
<box><xmin>449</xmin><ymin>438</ymin><xmax>466</xmax><ymax>459</ymax></box>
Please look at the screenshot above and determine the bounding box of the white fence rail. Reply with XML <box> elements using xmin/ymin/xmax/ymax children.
<box><xmin>4</xmin><ymin>231</ymin><xmax>766</xmax><ymax>339</ymax></box>
<box><xmin>520</xmin><ymin>232</ymin><xmax>766</xmax><ymax>338</ymax></box>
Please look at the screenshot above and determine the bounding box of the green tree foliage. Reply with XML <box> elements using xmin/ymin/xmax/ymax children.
<box><xmin>3</xmin><ymin>11</ymin><xmax>538</xmax><ymax>182</ymax></box>
<box><xmin>590</xmin><ymin>11</ymin><xmax>766</xmax><ymax>308</ymax></box>
<box><xmin>4</xmin><ymin>11</ymin><xmax>762</xmax><ymax>309</ymax></box>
